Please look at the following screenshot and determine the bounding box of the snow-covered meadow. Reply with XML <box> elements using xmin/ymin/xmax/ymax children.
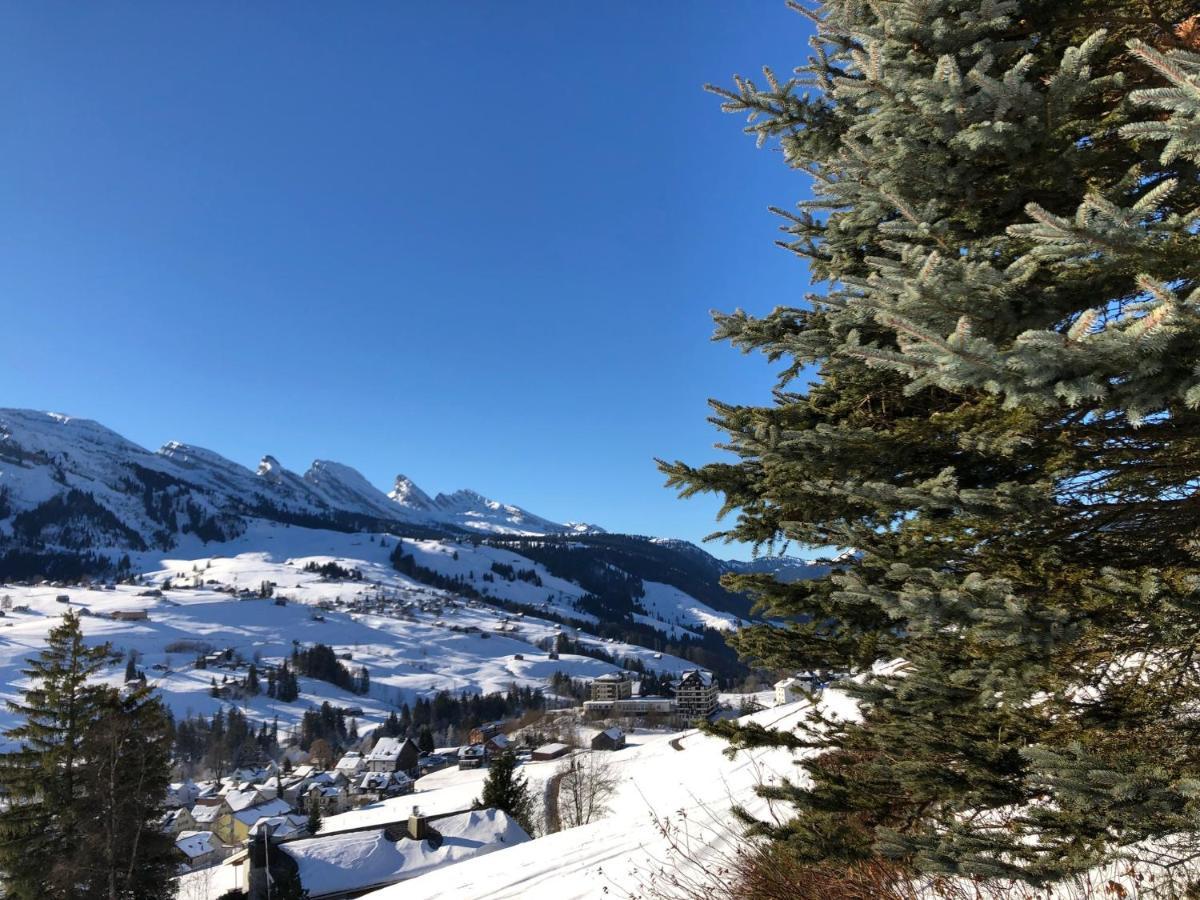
<box><xmin>0</xmin><ymin>522</ymin><xmax>716</xmax><ymax>744</ymax></box>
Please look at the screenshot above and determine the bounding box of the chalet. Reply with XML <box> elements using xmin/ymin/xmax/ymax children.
<box><xmin>531</xmin><ymin>742</ymin><xmax>570</xmax><ymax>761</ymax></box>
<box><xmin>167</xmin><ymin>781</ymin><xmax>200</xmax><ymax>809</ymax></box>
<box><xmin>590</xmin><ymin>727</ymin><xmax>626</xmax><ymax>752</ymax></box>
<box><xmin>190</xmin><ymin>797</ymin><xmax>235</xmax><ymax>845</ymax></box>
<box><xmin>162</xmin><ymin>806</ymin><xmax>197</xmax><ymax>834</ymax></box>
<box><xmin>110</xmin><ymin>609</ymin><xmax>148</xmax><ymax>622</ymax></box>
<box><xmin>176</xmin><ymin>830</ymin><xmax>223</xmax><ymax>869</ymax></box>
<box><xmin>365</xmin><ymin>737</ymin><xmax>420</xmax><ymax>776</ymax></box>
<box><xmin>248</xmin><ymin>813</ymin><xmax>309</xmax><ymax>841</ymax></box>
<box><xmin>458</xmin><ymin>744</ymin><xmax>486</xmax><ymax>769</ymax></box>
<box><xmin>231</xmin><ymin>797</ymin><xmax>294</xmax><ymax>844</ymax></box>
<box><xmin>334</xmin><ymin>751</ymin><xmax>366</xmax><ymax>779</ymax></box>
<box><xmin>484</xmin><ymin>733</ymin><xmax>510</xmax><ymax>756</ymax></box>
<box><xmin>303</xmin><ymin>783</ymin><xmax>348</xmax><ymax>816</ymax></box>
<box><xmin>355</xmin><ymin>771</ymin><xmax>415</xmax><ymax>801</ymax></box>
<box><xmin>673</xmin><ymin>670</ymin><xmax>719</xmax><ymax>721</ymax></box>
<box><xmin>468</xmin><ymin>722</ymin><xmax>503</xmax><ymax>745</ymax></box>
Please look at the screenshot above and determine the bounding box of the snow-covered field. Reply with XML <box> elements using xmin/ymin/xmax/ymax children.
<box><xmin>0</xmin><ymin>522</ymin><xmax>711</xmax><ymax>743</ymax></box>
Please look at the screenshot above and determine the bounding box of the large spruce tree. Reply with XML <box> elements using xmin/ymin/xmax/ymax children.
<box><xmin>662</xmin><ymin>1</ymin><xmax>1200</xmax><ymax>886</ymax></box>
<box><xmin>0</xmin><ymin>610</ymin><xmax>108</xmax><ymax>898</ymax></box>
<box><xmin>79</xmin><ymin>685</ymin><xmax>177</xmax><ymax>900</ymax></box>
<box><xmin>0</xmin><ymin>611</ymin><xmax>176</xmax><ymax>898</ymax></box>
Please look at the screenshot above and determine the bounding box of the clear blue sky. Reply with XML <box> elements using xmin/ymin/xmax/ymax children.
<box><xmin>0</xmin><ymin>3</ymin><xmax>816</xmax><ymax>559</ymax></box>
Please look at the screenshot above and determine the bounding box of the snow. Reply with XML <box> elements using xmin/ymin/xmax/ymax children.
<box><xmin>176</xmin><ymin>830</ymin><xmax>220</xmax><ymax>860</ymax></box>
<box><xmin>359</xmin><ymin>697</ymin><xmax>857</xmax><ymax>900</ymax></box>
<box><xmin>0</xmin><ymin>523</ymin><xmax>706</xmax><ymax>746</ymax></box>
<box><xmin>285</xmin><ymin>808</ymin><xmax>529</xmax><ymax>896</ymax></box>
<box><xmin>0</xmin><ymin>408</ymin><xmax>600</xmax><ymax>549</ymax></box>
<box><xmin>635</xmin><ymin>580</ymin><xmax>739</xmax><ymax>636</ymax></box>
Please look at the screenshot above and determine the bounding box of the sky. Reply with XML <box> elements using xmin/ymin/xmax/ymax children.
<box><xmin>0</xmin><ymin>3</ymin><xmax>817</xmax><ymax>560</ymax></box>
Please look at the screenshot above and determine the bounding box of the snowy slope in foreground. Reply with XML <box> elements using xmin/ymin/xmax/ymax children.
<box><xmin>363</xmin><ymin>696</ymin><xmax>854</xmax><ymax>900</ymax></box>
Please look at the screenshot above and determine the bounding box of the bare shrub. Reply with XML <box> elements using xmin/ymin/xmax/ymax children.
<box><xmin>557</xmin><ymin>751</ymin><xmax>619</xmax><ymax>829</ymax></box>
<box><xmin>617</xmin><ymin>807</ymin><xmax>1200</xmax><ymax>900</ymax></box>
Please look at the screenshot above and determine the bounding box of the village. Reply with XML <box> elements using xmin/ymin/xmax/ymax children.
<box><xmin>163</xmin><ymin>661</ymin><xmax>751</xmax><ymax>898</ymax></box>
<box><xmin>0</xmin><ymin>537</ymin><xmax>820</xmax><ymax>899</ymax></box>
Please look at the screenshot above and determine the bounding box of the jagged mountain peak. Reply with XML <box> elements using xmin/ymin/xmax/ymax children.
<box><xmin>389</xmin><ymin>474</ymin><xmax>436</xmax><ymax>511</ymax></box>
<box><xmin>0</xmin><ymin>410</ymin><xmax>601</xmax><ymax>555</ymax></box>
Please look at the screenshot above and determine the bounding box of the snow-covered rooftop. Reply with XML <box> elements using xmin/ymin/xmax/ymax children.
<box><xmin>283</xmin><ymin>808</ymin><xmax>529</xmax><ymax>897</ymax></box>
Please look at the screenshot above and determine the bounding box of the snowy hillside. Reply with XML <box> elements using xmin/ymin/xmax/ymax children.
<box><xmin>358</xmin><ymin>697</ymin><xmax>841</xmax><ymax>900</ymax></box>
<box><xmin>0</xmin><ymin>522</ymin><xmax>716</xmax><ymax>748</ymax></box>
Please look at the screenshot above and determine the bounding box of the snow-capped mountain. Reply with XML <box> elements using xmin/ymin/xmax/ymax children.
<box><xmin>0</xmin><ymin>409</ymin><xmax>602</xmax><ymax>558</ymax></box>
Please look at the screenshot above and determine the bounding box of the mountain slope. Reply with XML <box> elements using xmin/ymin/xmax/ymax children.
<box><xmin>0</xmin><ymin>410</ymin><xmax>601</xmax><ymax>564</ymax></box>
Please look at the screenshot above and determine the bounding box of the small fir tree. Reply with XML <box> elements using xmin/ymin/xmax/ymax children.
<box><xmin>475</xmin><ymin>748</ymin><xmax>535</xmax><ymax>834</ymax></box>
<box><xmin>417</xmin><ymin>726</ymin><xmax>435</xmax><ymax>754</ymax></box>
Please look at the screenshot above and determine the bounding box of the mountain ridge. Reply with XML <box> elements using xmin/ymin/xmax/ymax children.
<box><xmin>0</xmin><ymin>409</ymin><xmax>603</xmax><ymax>561</ymax></box>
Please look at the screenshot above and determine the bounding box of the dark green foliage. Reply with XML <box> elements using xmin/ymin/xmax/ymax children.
<box><xmin>10</xmin><ymin>489</ymin><xmax>148</xmax><ymax>552</ymax></box>
<box><xmin>272</xmin><ymin>660</ymin><xmax>300</xmax><ymax>702</ymax></box>
<box><xmin>417</xmin><ymin>726</ymin><xmax>435</xmax><ymax>754</ymax></box>
<box><xmin>664</xmin><ymin>0</ymin><xmax>1200</xmax><ymax>886</ymax></box>
<box><xmin>79</xmin><ymin>685</ymin><xmax>176</xmax><ymax>899</ymax></box>
<box><xmin>0</xmin><ymin>612</ymin><xmax>175</xmax><ymax>898</ymax></box>
<box><xmin>292</xmin><ymin>643</ymin><xmax>367</xmax><ymax>695</ymax></box>
<box><xmin>298</xmin><ymin>702</ymin><xmax>349</xmax><ymax>752</ymax></box>
<box><xmin>174</xmin><ymin>707</ymin><xmax>278</xmax><ymax>777</ymax></box>
<box><xmin>301</xmin><ymin>560</ymin><xmax>363</xmax><ymax>580</ymax></box>
<box><xmin>306</xmin><ymin>794</ymin><xmax>323</xmax><ymax>836</ymax></box>
<box><xmin>475</xmin><ymin>748</ymin><xmax>535</xmax><ymax>834</ymax></box>
<box><xmin>0</xmin><ymin>611</ymin><xmax>108</xmax><ymax>897</ymax></box>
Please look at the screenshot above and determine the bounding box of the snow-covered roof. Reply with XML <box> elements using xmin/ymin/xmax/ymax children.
<box><xmin>248</xmin><ymin>813</ymin><xmax>309</xmax><ymax>840</ymax></box>
<box><xmin>335</xmin><ymin>751</ymin><xmax>364</xmax><ymax>771</ymax></box>
<box><xmin>224</xmin><ymin>788</ymin><xmax>265</xmax><ymax>812</ymax></box>
<box><xmin>367</xmin><ymin>737</ymin><xmax>402</xmax><ymax>762</ymax></box>
<box><xmin>459</xmin><ymin>744</ymin><xmax>485</xmax><ymax>758</ymax></box>
<box><xmin>176</xmin><ymin>830</ymin><xmax>220</xmax><ymax>860</ymax></box>
<box><xmin>190</xmin><ymin>799</ymin><xmax>228</xmax><ymax>824</ymax></box>
<box><xmin>601</xmin><ymin>727</ymin><xmax>624</xmax><ymax>740</ymax></box>
<box><xmin>282</xmin><ymin>808</ymin><xmax>529</xmax><ymax>897</ymax></box>
<box><xmin>676</xmin><ymin>669</ymin><xmax>714</xmax><ymax>687</ymax></box>
<box><xmin>232</xmin><ymin>797</ymin><xmax>293</xmax><ymax>826</ymax></box>
<box><xmin>533</xmin><ymin>742</ymin><xmax>568</xmax><ymax>756</ymax></box>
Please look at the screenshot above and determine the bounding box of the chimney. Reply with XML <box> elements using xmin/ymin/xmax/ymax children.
<box><xmin>408</xmin><ymin>805</ymin><xmax>428</xmax><ymax>841</ymax></box>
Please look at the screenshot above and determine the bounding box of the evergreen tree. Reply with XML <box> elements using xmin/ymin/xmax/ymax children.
<box><xmin>663</xmin><ymin>1</ymin><xmax>1200</xmax><ymax>887</ymax></box>
<box><xmin>246</xmin><ymin>663</ymin><xmax>260</xmax><ymax>695</ymax></box>
<box><xmin>417</xmin><ymin>725</ymin><xmax>435</xmax><ymax>754</ymax></box>
<box><xmin>122</xmin><ymin>652</ymin><xmax>137</xmax><ymax>684</ymax></box>
<box><xmin>475</xmin><ymin>748</ymin><xmax>534</xmax><ymax>834</ymax></box>
<box><xmin>78</xmin><ymin>685</ymin><xmax>176</xmax><ymax>899</ymax></box>
<box><xmin>0</xmin><ymin>611</ymin><xmax>108</xmax><ymax>898</ymax></box>
<box><xmin>306</xmin><ymin>793</ymin><xmax>323</xmax><ymax>836</ymax></box>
